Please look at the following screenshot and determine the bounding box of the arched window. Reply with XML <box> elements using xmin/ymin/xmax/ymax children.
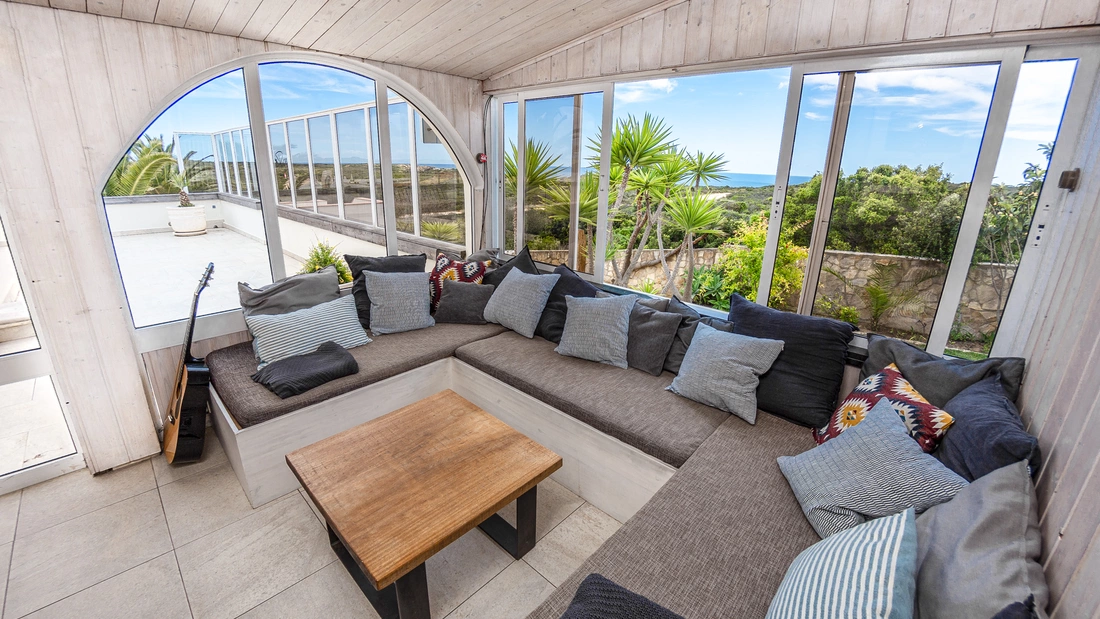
<box><xmin>100</xmin><ymin>55</ymin><xmax>479</xmax><ymax>332</ymax></box>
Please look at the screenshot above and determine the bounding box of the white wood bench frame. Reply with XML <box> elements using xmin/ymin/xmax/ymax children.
<box><xmin>210</xmin><ymin>357</ymin><xmax>676</xmax><ymax>523</ymax></box>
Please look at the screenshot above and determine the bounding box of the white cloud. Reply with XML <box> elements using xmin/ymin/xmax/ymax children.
<box><xmin>804</xmin><ymin>111</ymin><xmax>827</xmax><ymax>121</ymax></box>
<box><xmin>615</xmin><ymin>78</ymin><xmax>678</xmax><ymax>105</ymax></box>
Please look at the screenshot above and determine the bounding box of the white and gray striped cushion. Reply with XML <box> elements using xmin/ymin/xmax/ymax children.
<box><xmin>778</xmin><ymin>398</ymin><xmax>967</xmax><ymax>538</ymax></box>
<box><xmin>361</xmin><ymin>271</ymin><xmax>435</xmax><ymax>334</ymax></box>
<box><xmin>667</xmin><ymin>322</ymin><xmax>784</xmax><ymax>424</ymax></box>
<box><xmin>767</xmin><ymin>509</ymin><xmax>918</xmax><ymax>619</ymax></box>
<box><xmin>245</xmin><ymin>294</ymin><xmax>370</xmax><ymax>368</ymax></box>
<box><xmin>555</xmin><ymin>294</ymin><xmax>636</xmax><ymax>368</ymax></box>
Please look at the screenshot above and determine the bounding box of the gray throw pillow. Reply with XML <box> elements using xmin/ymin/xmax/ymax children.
<box><xmin>245</xmin><ymin>294</ymin><xmax>370</xmax><ymax>368</ymax></box>
<box><xmin>915</xmin><ymin>460</ymin><xmax>1048</xmax><ymax>619</ymax></box>
<box><xmin>434</xmin><ymin>280</ymin><xmax>495</xmax><ymax>325</ymax></box>
<box><xmin>628</xmin><ymin>302</ymin><xmax>683</xmax><ymax>376</ymax></box>
<box><xmin>778</xmin><ymin>398</ymin><xmax>969</xmax><ymax>538</ymax></box>
<box><xmin>555</xmin><ymin>294</ymin><xmax>637</xmax><ymax>368</ymax></box>
<box><xmin>667</xmin><ymin>323</ymin><xmax>783</xmax><ymax>424</ymax></box>
<box><xmin>238</xmin><ymin>266</ymin><xmax>340</xmax><ymax>317</ymax></box>
<box><xmin>482</xmin><ymin>268</ymin><xmax>560</xmax><ymax>338</ymax></box>
<box><xmin>663</xmin><ymin>296</ymin><xmax>734</xmax><ymax>374</ymax></box>
<box><xmin>360</xmin><ymin>271</ymin><xmax>435</xmax><ymax>334</ymax></box>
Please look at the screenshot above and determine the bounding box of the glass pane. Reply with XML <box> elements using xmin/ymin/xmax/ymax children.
<box><xmin>242</xmin><ymin>129</ymin><xmax>257</xmax><ymax>197</ymax></box>
<box><xmin>415</xmin><ymin>111</ymin><xmax>466</xmax><ymax>246</ymax></box>
<box><xmin>308</xmin><ymin>115</ymin><xmax>339</xmax><ymax>217</ymax></box>
<box><xmin>176</xmin><ymin>133</ymin><xmax>218</xmax><ymax>193</ymax></box>
<box><xmin>609</xmin><ymin>69</ymin><xmax>792</xmax><ymax>301</ymax></box>
<box><xmin>770</xmin><ymin>72</ymin><xmax>838</xmax><ymax>312</ymax></box>
<box><xmin>946</xmin><ymin>59</ymin><xmax>1077</xmax><ymax>360</ymax></box>
<box><xmin>231</xmin><ymin>130</ymin><xmax>250</xmax><ymax>197</ymax></box>
<box><xmin>502</xmin><ymin>101</ymin><xmax>518</xmax><ymax>255</ymax></box>
<box><xmin>101</xmin><ymin>68</ymin><xmax>271</xmax><ymax>327</ymax></box>
<box><xmin>0</xmin><ymin>218</ymin><xmax>39</xmax><ymax>355</ymax></box>
<box><xmin>336</xmin><ymin>109</ymin><xmax>378</xmax><ymax>226</ymax></box>
<box><xmin>286</xmin><ymin>120</ymin><xmax>312</xmax><ymax>210</ymax></box>
<box><xmin>370</xmin><ymin>106</ymin><xmax>384</xmax><ymax>227</ymax></box>
<box><xmin>269</xmin><ymin>123</ymin><xmax>294</xmax><ymax>206</ymax></box>
<box><xmin>0</xmin><ymin>376</ymin><xmax>76</xmax><ymax>476</ymax></box>
<box><xmin>259</xmin><ymin>61</ymin><xmax>385</xmax><ymax>276</ymax></box>
<box><xmin>388</xmin><ymin>94</ymin><xmax>415</xmax><ymax>234</ymax></box>
<box><xmin>811</xmin><ymin>64</ymin><xmax>1001</xmax><ymax>348</ymax></box>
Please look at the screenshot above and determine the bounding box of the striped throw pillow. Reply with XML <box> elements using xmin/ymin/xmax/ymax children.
<box><xmin>245</xmin><ymin>294</ymin><xmax>370</xmax><ymax>368</ymax></box>
<box><xmin>767</xmin><ymin>509</ymin><xmax>917</xmax><ymax>619</ymax></box>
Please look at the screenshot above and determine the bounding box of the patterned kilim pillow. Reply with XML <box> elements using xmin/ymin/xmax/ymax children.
<box><xmin>814</xmin><ymin>363</ymin><xmax>954</xmax><ymax>452</ymax></box>
<box><xmin>429</xmin><ymin>254</ymin><xmax>488</xmax><ymax>312</ymax></box>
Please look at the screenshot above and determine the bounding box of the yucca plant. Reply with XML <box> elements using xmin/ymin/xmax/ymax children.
<box><xmin>685</xmin><ymin>150</ymin><xmax>728</xmax><ymax>192</ymax></box>
<box><xmin>421</xmin><ymin>220</ymin><xmax>462</xmax><ymax>243</ymax></box>
<box><xmin>504</xmin><ymin>139</ymin><xmax>565</xmax><ymax>204</ymax></box>
<box><xmin>298</xmin><ymin>240</ymin><xmax>352</xmax><ymax>283</ymax></box>
<box><xmin>662</xmin><ymin>190</ymin><xmax>725</xmax><ymax>300</ymax></box>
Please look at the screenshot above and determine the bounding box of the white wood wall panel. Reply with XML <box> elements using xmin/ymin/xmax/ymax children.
<box><xmin>484</xmin><ymin>0</ymin><xmax>1100</xmax><ymax>91</ymax></box>
<box><xmin>0</xmin><ymin>2</ymin><xmax>484</xmax><ymax>473</ymax></box>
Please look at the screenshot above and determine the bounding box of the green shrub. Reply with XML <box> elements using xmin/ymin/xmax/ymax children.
<box><xmin>815</xmin><ymin>296</ymin><xmax>861</xmax><ymax>327</ymax></box>
<box><xmin>299</xmin><ymin>240</ymin><xmax>352</xmax><ymax>284</ymax></box>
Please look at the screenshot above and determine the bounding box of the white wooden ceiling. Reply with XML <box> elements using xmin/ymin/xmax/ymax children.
<box><xmin>13</xmin><ymin>0</ymin><xmax>671</xmax><ymax>79</ymax></box>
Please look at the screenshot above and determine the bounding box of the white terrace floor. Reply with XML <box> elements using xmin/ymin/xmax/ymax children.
<box><xmin>0</xmin><ymin>436</ymin><xmax>620</xmax><ymax>619</ymax></box>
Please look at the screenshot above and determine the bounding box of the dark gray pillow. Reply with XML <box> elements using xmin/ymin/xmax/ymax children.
<box><xmin>862</xmin><ymin>333</ymin><xmax>1025</xmax><ymax>407</ymax></box>
<box><xmin>727</xmin><ymin>293</ymin><xmax>855</xmax><ymax>429</ymax></box>
<box><xmin>555</xmin><ymin>294</ymin><xmax>636</xmax><ymax>368</ymax></box>
<box><xmin>251</xmin><ymin>341</ymin><xmax>358</xmax><ymax>399</ymax></box>
<box><xmin>778</xmin><ymin>397</ymin><xmax>968</xmax><ymax>538</ymax></box>
<box><xmin>345</xmin><ymin>253</ymin><xmax>427</xmax><ymax>329</ymax></box>
<box><xmin>916</xmin><ymin>461</ymin><xmax>1048</xmax><ymax>619</ymax></box>
<box><xmin>482</xmin><ymin>268</ymin><xmax>560</xmax><ymax>338</ymax></box>
<box><xmin>434</xmin><ymin>280</ymin><xmax>495</xmax><ymax>325</ymax></box>
<box><xmin>238</xmin><ymin>266</ymin><xmax>340</xmax><ymax>317</ymax></box>
<box><xmin>663</xmin><ymin>296</ymin><xmax>734</xmax><ymax>374</ymax></box>
<box><xmin>482</xmin><ymin>246</ymin><xmax>540</xmax><ymax>287</ymax></box>
<box><xmin>561</xmin><ymin>573</ymin><xmax>684</xmax><ymax>619</ymax></box>
<box><xmin>628</xmin><ymin>302</ymin><xmax>682</xmax><ymax>376</ymax></box>
<box><xmin>668</xmin><ymin>323</ymin><xmax>783</xmax><ymax>424</ymax></box>
<box><xmin>535</xmin><ymin>264</ymin><xmax>601</xmax><ymax>343</ymax></box>
<box><xmin>360</xmin><ymin>271</ymin><xmax>435</xmax><ymax>334</ymax></box>
<box><xmin>935</xmin><ymin>375</ymin><xmax>1041</xmax><ymax>482</ymax></box>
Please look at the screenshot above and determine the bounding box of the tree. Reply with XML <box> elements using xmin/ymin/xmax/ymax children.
<box><xmin>104</xmin><ymin>136</ymin><xmax>178</xmax><ymax>197</ymax></box>
<box><xmin>544</xmin><ymin>172</ymin><xmax>607</xmax><ymax>271</ymax></box>
<box><xmin>661</xmin><ymin>190</ymin><xmax>725</xmax><ymax>300</ymax></box>
<box><xmin>685</xmin><ymin>150</ymin><xmax>727</xmax><ymax>192</ymax></box>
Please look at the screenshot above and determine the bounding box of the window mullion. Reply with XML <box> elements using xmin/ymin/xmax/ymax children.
<box><xmin>364</xmin><ymin>105</ymin><xmax>379</xmax><ymax>227</ymax></box>
<box><xmin>515</xmin><ymin>97</ymin><xmax>526</xmax><ymax>260</ymax></box>
<box><xmin>303</xmin><ymin>119</ymin><xmax>318</xmax><ymax>213</ymax></box>
<box><xmin>408</xmin><ymin>107</ymin><xmax>421</xmax><ymax>237</ymax></box>
<box><xmin>375</xmin><ymin>79</ymin><xmax>399</xmax><ymax>253</ymax></box>
<box><xmin>926</xmin><ymin>48</ymin><xmax>1025</xmax><ymax>355</ymax></box>
<box><xmin>242</xmin><ymin>62</ymin><xmax>286</xmax><ymax>281</ymax></box>
<box><xmin>594</xmin><ymin>84</ymin><xmax>613</xmax><ymax>283</ymax></box>
<box><xmin>331</xmin><ymin>112</ymin><xmax>345</xmax><ymax>220</ymax></box>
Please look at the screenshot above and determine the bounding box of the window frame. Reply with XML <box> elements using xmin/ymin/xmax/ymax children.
<box><xmin>101</xmin><ymin>53</ymin><xmax>483</xmax><ymax>353</ymax></box>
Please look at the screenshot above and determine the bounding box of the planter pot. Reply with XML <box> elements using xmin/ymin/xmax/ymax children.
<box><xmin>166</xmin><ymin>205</ymin><xmax>207</xmax><ymax>236</ymax></box>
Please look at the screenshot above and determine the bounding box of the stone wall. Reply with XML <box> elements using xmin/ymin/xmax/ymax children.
<box><xmin>531</xmin><ymin>246</ymin><xmax>1015</xmax><ymax>336</ymax></box>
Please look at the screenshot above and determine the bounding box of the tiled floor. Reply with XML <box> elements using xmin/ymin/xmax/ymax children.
<box><xmin>0</xmin><ymin>378</ymin><xmax>75</xmax><ymax>478</ymax></box>
<box><xmin>0</xmin><ymin>438</ymin><xmax>620</xmax><ymax>618</ymax></box>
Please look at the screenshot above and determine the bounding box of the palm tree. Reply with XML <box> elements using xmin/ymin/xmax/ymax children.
<box><xmin>504</xmin><ymin>139</ymin><xmax>565</xmax><ymax>204</ymax></box>
<box><xmin>544</xmin><ymin>172</ymin><xmax>606</xmax><ymax>271</ymax></box>
<box><xmin>685</xmin><ymin>150</ymin><xmax>727</xmax><ymax>192</ymax></box>
<box><xmin>662</xmin><ymin>190</ymin><xmax>725</xmax><ymax>300</ymax></box>
<box><xmin>104</xmin><ymin>136</ymin><xmax>177</xmax><ymax>197</ymax></box>
<box><xmin>591</xmin><ymin>114</ymin><xmax>674</xmax><ymax>245</ymax></box>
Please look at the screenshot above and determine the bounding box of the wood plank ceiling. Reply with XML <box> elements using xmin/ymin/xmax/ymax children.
<box><xmin>9</xmin><ymin>0</ymin><xmax>672</xmax><ymax>79</ymax></box>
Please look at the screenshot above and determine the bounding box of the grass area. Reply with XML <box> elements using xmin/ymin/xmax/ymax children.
<box><xmin>944</xmin><ymin>348</ymin><xmax>989</xmax><ymax>361</ymax></box>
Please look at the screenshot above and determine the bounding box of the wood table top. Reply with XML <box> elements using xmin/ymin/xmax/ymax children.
<box><xmin>286</xmin><ymin>389</ymin><xmax>562</xmax><ymax>589</ymax></box>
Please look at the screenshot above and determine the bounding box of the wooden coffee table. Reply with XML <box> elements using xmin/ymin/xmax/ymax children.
<box><xmin>286</xmin><ymin>389</ymin><xmax>562</xmax><ymax>619</ymax></box>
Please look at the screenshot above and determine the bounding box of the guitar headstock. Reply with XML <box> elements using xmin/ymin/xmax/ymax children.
<box><xmin>199</xmin><ymin>262</ymin><xmax>214</xmax><ymax>290</ymax></box>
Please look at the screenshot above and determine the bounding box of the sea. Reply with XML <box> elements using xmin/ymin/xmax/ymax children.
<box><xmin>713</xmin><ymin>172</ymin><xmax>813</xmax><ymax>187</ymax></box>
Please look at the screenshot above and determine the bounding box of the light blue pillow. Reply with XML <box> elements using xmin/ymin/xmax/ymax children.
<box><xmin>778</xmin><ymin>398</ymin><xmax>968</xmax><ymax>538</ymax></box>
<box><xmin>767</xmin><ymin>509</ymin><xmax>917</xmax><ymax>619</ymax></box>
<box><xmin>360</xmin><ymin>270</ymin><xmax>435</xmax><ymax>334</ymax></box>
<box><xmin>555</xmin><ymin>294</ymin><xmax>636</xmax><ymax>368</ymax></box>
<box><xmin>245</xmin><ymin>294</ymin><xmax>370</xmax><ymax>368</ymax></box>
<box><xmin>482</xmin><ymin>268</ymin><xmax>560</xmax><ymax>338</ymax></box>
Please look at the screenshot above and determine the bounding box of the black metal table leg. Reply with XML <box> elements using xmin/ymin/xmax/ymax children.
<box><xmin>478</xmin><ymin>485</ymin><xmax>537</xmax><ymax>559</ymax></box>
<box><xmin>329</xmin><ymin>525</ymin><xmax>430</xmax><ymax>619</ymax></box>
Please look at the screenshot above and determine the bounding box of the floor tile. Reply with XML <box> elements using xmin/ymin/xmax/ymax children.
<box><xmin>17</xmin><ymin>460</ymin><xmax>156</xmax><ymax>538</ymax></box>
<box><xmin>152</xmin><ymin>434</ymin><xmax>228</xmax><ymax>487</ymax></box>
<box><xmin>239</xmin><ymin>561</ymin><xmax>378</xmax><ymax>619</ymax></box>
<box><xmin>22</xmin><ymin>552</ymin><xmax>191</xmax><ymax>619</ymax></box>
<box><xmin>497</xmin><ymin>478</ymin><xmax>584</xmax><ymax>542</ymax></box>
<box><xmin>426</xmin><ymin>528</ymin><xmax>514</xmax><ymax>618</ymax></box>
<box><xmin>298</xmin><ymin>488</ymin><xmax>325</xmax><ymax>527</ymax></box>
<box><xmin>175</xmin><ymin>493</ymin><xmax>334</xmax><ymax>619</ymax></box>
<box><xmin>446</xmin><ymin>559</ymin><xmax>555</xmax><ymax>619</ymax></box>
<box><xmin>5</xmin><ymin>489</ymin><xmax>173</xmax><ymax>618</ymax></box>
<box><xmin>0</xmin><ymin>490</ymin><xmax>20</xmax><ymax>545</ymax></box>
<box><xmin>159</xmin><ymin>462</ymin><xmax>254</xmax><ymax>546</ymax></box>
<box><xmin>522</xmin><ymin>503</ymin><xmax>620</xmax><ymax>587</ymax></box>
<box><xmin>0</xmin><ymin>542</ymin><xmax>11</xmax><ymax>613</ymax></box>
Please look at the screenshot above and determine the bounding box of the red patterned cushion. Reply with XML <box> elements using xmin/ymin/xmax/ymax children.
<box><xmin>429</xmin><ymin>254</ymin><xmax>488</xmax><ymax>311</ymax></box>
<box><xmin>813</xmin><ymin>363</ymin><xmax>954</xmax><ymax>453</ymax></box>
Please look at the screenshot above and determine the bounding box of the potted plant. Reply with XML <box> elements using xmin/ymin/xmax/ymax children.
<box><xmin>165</xmin><ymin>172</ymin><xmax>207</xmax><ymax>236</ymax></box>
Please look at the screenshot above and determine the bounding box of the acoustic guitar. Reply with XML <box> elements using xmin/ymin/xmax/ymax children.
<box><xmin>162</xmin><ymin>262</ymin><xmax>214</xmax><ymax>464</ymax></box>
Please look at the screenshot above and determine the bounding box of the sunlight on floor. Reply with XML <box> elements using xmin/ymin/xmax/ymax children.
<box><xmin>0</xmin><ymin>377</ymin><xmax>75</xmax><ymax>477</ymax></box>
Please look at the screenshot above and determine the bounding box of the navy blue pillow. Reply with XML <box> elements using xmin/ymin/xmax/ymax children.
<box><xmin>561</xmin><ymin>573</ymin><xmax>684</xmax><ymax>619</ymax></box>
<box><xmin>935</xmin><ymin>374</ymin><xmax>1041</xmax><ymax>482</ymax></box>
<box><xmin>726</xmin><ymin>294</ymin><xmax>854</xmax><ymax>428</ymax></box>
<box><xmin>534</xmin><ymin>264</ymin><xmax>600</xmax><ymax>343</ymax></box>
